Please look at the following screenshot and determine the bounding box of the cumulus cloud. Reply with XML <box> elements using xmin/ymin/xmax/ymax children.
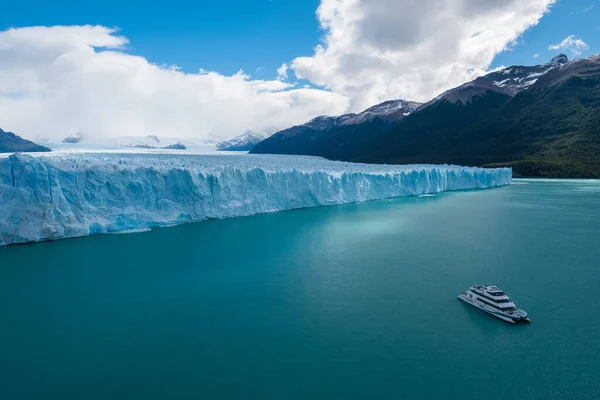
<box><xmin>549</xmin><ymin>35</ymin><xmax>589</xmax><ymax>56</ymax></box>
<box><xmin>0</xmin><ymin>1</ymin><xmax>558</xmax><ymax>141</ymax></box>
<box><xmin>291</xmin><ymin>0</ymin><xmax>555</xmax><ymax>111</ymax></box>
<box><xmin>0</xmin><ymin>26</ymin><xmax>348</xmax><ymax>141</ymax></box>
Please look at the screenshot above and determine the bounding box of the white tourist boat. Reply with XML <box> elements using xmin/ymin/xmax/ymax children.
<box><xmin>458</xmin><ymin>285</ymin><xmax>530</xmax><ymax>324</ymax></box>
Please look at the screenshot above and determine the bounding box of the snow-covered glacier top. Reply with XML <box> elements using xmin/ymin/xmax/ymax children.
<box><xmin>0</xmin><ymin>152</ymin><xmax>511</xmax><ymax>246</ymax></box>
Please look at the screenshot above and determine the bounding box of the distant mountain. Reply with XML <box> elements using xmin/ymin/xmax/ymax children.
<box><xmin>254</xmin><ymin>54</ymin><xmax>600</xmax><ymax>178</ymax></box>
<box><xmin>62</xmin><ymin>133</ymin><xmax>83</xmax><ymax>144</ymax></box>
<box><xmin>297</xmin><ymin>99</ymin><xmax>423</xmax><ymax>129</ymax></box>
<box><xmin>117</xmin><ymin>135</ymin><xmax>188</xmax><ymax>150</ymax></box>
<box><xmin>534</xmin><ymin>53</ymin><xmax>600</xmax><ymax>88</ymax></box>
<box><xmin>0</xmin><ymin>128</ymin><xmax>51</xmax><ymax>153</ymax></box>
<box><xmin>217</xmin><ymin>131</ymin><xmax>265</xmax><ymax>151</ymax></box>
<box><xmin>250</xmin><ymin>99</ymin><xmax>421</xmax><ymax>159</ymax></box>
<box><xmin>352</xmin><ymin>54</ymin><xmax>600</xmax><ymax>178</ymax></box>
<box><xmin>203</xmin><ymin>132</ymin><xmax>227</xmax><ymax>145</ymax></box>
<box><xmin>162</xmin><ymin>143</ymin><xmax>187</xmax><ymax>150</ymax></box>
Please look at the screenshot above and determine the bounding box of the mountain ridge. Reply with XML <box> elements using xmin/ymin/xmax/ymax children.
<box><xmin>216</xmin><ymin>131</ymin><xmax>265</xmax><ymax>151</ymax></box>
<box><xmin>252</xmin><ymin>54</ymin><xmax>600</xmax><ymax>178</ymax></box>
<box><xmin>0</xmin><ymin>128</ymin><xmax>51</xmax><ymax>153</ymax></box>
<box><xmin>250</xmin><ymin>99</ymin><xmax>422</xmax><ymax>158</ymax></box>
<box><xmin>352</xmin><ymin>54</ymin><xmax>600</xmax><ymax>178</ymax></box>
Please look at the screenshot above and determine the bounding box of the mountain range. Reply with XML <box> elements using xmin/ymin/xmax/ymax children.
<box><xmin>251</xmin><ymin>99</ymin><xmax>421</xmax><ymax>160</ymax></box>
<box><xmin>252</xmin><ymin>54</ymin><xmax>600</xmax><ymax>178</ymax></box>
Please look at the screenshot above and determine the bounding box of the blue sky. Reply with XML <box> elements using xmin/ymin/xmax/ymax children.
<box><xmin>1</xmin><ymin>0</ymin><xmax>322</xmax><ymax>77</ymax></box>
<box><xmin>0</xmin><ymin>0</ymin><xmax>599</xmax><ymax>140</ymax></box>
<box><xmin>492</xmin><ymin>1</ymin><xmax>598</xmax><ymax>68</ymax></box>
<box><xmin>1</xmin><ymin>0</ymin><xmax>597</xmax><ymax>76</ymax></box>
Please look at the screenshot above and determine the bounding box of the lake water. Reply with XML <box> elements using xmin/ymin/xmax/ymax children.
<box><xmin>1</xmin><ymin>180</ymin><xmax>599</xmax><ymax>399</ymax></box>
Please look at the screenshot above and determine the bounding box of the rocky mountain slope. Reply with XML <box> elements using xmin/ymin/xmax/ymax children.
<box><xmin>0</xmin><ymin>128</ymin><xmax>51</xmax><ymax>153</ymax></box>
<box><xmin>253</xmin><ymin>54</ymin><xmax>600</xmax><ymax>178</ymax></box>
<box><xmin>250</xmin><ymin>100</ymin><xmax>421</xmax><ymax>159</ymax></box>
<box><xmin>353</xmin><ymin>54</ymin><xmax>600</xmax><ymax>178</ymax></box>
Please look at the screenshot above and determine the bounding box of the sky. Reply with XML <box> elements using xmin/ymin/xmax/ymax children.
<box><xmin>0</xmin><ymin>0</ymin><xmax>598</xmax><ymax>142</ymax></box>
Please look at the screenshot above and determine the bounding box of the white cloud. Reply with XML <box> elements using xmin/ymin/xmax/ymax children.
<box><xmin>583</xmin><ymin>3</ymin><xmax>595</xmax><ymax>12</ymax></box>
<box><xmin>0</xmin><ymin>26</ymin><xmax>348</xmax><ymax>141</ymax></box>
<box><xmin>549</xmin><ymin>35</ymin><xmax>589</xmax><ymax>56</ymax></box>
<box><xmin>533</xmin><ymin>53</ymin><xmax>540</xmax><ymax>59</ymax></box>
<box><xmin>276</xmin><ymin>63</ymin><xmax>289</xmax><ymax>80</ymax></box>
<box><xmin>291</xmin><ymin>0</ymin><xmax>555</xmax><ymax>111</ymax></box>
<box><xmin>0</xmin><ymin>1</ymin><xmax>559</xmax><ymax>140</ymax></box>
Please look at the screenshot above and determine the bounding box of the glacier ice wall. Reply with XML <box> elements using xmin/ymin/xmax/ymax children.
<box><xmin>0</xmin><ymin>153</ymin><xmax>512</xmax><ymax>246</ymax></box>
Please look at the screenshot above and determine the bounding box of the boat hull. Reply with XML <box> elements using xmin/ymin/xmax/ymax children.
<box><xmin>458</xmin><ymin>294</ymin><xmax>529</xmax><ymax>324</ymax></box>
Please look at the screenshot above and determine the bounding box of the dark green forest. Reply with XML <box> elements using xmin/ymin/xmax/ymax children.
<box><xmin>351</xmin><ymin>76</ymin><xmax>600</xmax><ymax>178</ymax></box>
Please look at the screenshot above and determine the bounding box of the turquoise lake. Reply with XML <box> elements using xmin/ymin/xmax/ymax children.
<box><xmin>1</xmin><ymin>179</ymin><xmax>599</xmax><ymax>399</ymax></box>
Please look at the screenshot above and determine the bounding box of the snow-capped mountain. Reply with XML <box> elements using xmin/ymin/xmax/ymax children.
<box><xmin>534</xmin><ymin>53</ymin><xmax>600</xmax><ymax>88</ymax></box>
<box><xmin>301</xmin><ymin>114</ymin><xmax>356</xmax><ymax>131</ymax></box>
<box><xmin>487</xmin><ymin>54</ymin><xmax>569</xmax><ymax>95</ymax></box>
<box><xmin>430</xmin><ymin>54</ymin><xmax>570</xmax><ymax>106</ymax></box>
<box><xmin>296</xmin><ymin>99</ymin><xmax>422</xmax><ymax>132</ymax></box>
<box><xmin>251</xmin><ymin>53</ymin><xmax>600</xmax><ymax>177</ymax></box>
<box><xmin>251</xmin><ymin>98</ymin><xmax>422</xmax><ymax>158</ymax></box>
<box><xmin>216</xmin><ymin>131</ymin><xmax>265</xmax><ymax>151</ymax></box>
<box><xmin>342</xmin><ymin>53</ymin><xmax>600</xmax><ymax>177</ymax></box>
<box><xmin>340</xmin><ymin>100</ymin><xmax>422</xmax><ymax>125</ymax></box>
<box><xmin>203</xmin><ymin>131</ymin><xmax>227</xmax><ymax>145</ymax></box>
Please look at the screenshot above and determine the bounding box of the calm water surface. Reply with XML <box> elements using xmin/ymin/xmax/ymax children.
<box><xmin>1</xmin><ymin>180</ymin><xmax>599</xmax><ymax>399</ymax></box>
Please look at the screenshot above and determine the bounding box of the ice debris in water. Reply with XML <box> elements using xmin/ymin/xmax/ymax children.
<box><xmin>0</xmin><ymin>152</ymin><xmax>512</xmax><ymax>245</ymax></box>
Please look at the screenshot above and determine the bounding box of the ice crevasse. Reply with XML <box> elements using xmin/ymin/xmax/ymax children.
<box><xmin>0</xmin><ymin>153</ymin><xmax>512</xmax><ymax>245</ymax></box>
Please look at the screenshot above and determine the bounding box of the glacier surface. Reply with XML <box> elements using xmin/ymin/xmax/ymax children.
<box><xmin>0</xmin><ymin>153</ymin><xmax>512</xmax><ymax>246</ymax></box>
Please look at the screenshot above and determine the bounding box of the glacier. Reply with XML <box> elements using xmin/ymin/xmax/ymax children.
<box><xmin>0</xmin><ymin>152</ymin><xmax>512</xmax><ymax>246</ymax></box>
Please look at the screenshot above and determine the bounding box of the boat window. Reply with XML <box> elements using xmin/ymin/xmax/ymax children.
<box><xmin>476</xmin><ymin>297</ymin><xmax>503</xmax><ymax>310</ymax></box>
<box><xmin>473</xmin><ymin>289</ymin><xmax>509</xmax><ymax>303</ymax></box>
<box><xmin>476</xmin><ymin>296</ymin><xmax>517</xmax><ymax>312</ymax></box>
<box><xmin>489</xmin><ymin>292</ymin><xmax>505</xmax><ymax>297</ymax></box>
